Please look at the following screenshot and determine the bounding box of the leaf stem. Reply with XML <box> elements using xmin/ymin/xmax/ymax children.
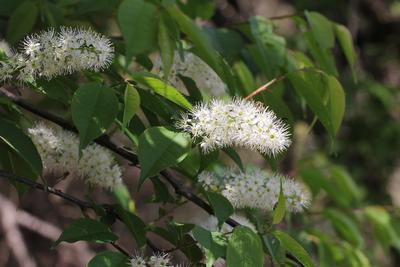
<box><xmin>244</xmin><ymin>75</ymin><xmax>286</xmax><ymax>101</ymax></box>
<box><xmin>244</xmin><ymin>67</ymin><xmax>313</xmax><ymax>101</ymax></box>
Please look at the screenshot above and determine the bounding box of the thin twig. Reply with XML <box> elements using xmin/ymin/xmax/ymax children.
<box><xmin>0</xmin><ymin>170</ymin><xmax>158</xmax><ymax>255</ymax></box>
<box><xmin>0</xmin><ymin>170</ymin><xmax>91</xmax><ymax>210</ymax></box>
<box><xmin>153</xmin><ymin>200</ymin><xmax>188</xmax><ymax>224</ymax></box>
<box><xmin>0</xmin><ymin>194</ymin><xmax>38</xmax><ymax>267</ymax></box>
<box><xmin>110</xmin><ymin>242</ymin><xmax>131</xmax><ymax>258</ymax></box>
<box><xmin>268</xmin><ymin>13</ymin><xmax>300</xmax><ymax>20</ymax></box>
<box><xmin>160</xmin><ymin>171</ymin><xmax>239</xmax><ymax>227</ymax></box>
<box><xmin>164</xmin><ymin>240</ymin><xmax>198</xmax><ymax>253</ymax></box>
<box><xmin>244</xmin><ymin>76</ymin><xmax>286</xmax><ymax>100</ymax></box>
<box><xmin>0</xmin><ymin>89</ymin><xmax>139</xmax><ymax>166</ymax></box>
<box><xmin>4</xmin><ymin>195</ymin><xmax>95</xmax><ymax>265</ymax></box>
<box><xmin>244</xmin><ymin>68</ymin><xmax>311</xmax><ymax>101</ymax></box>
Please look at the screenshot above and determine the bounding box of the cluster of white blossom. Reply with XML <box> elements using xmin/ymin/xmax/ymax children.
<box><xmin>130</xmin><ymin>253</ymin><xmax>186</xmax><ymax>267</ymax></box>
<box><xmin>28</xmin><ymin>122</ymin><xmax>122</xmax><ymax>190</ymax></box>
<box><xmin>0</xmin><ymin>27</ymin><xmax>113</xmax><ymax>83</ymax></box>
<box><xmin>152</xmin><ymin>51</ymin><xmax>226</xmax><ymax>96</ymax></box>
<box><xmin>198</xmin><ymin>167</ymin><xmax>310</xmax><ymax>212</ymax></box>
<box><xmin>177</xmin><ymin>98</ymin><xmax>291</xmax><ymax>155</ymax></box>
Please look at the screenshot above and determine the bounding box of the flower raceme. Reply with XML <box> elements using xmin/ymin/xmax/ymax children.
<box><xmin>198</xmin><ymin>167</ymin><xmax>311</xmax><ymax>213</ymax></box>
<box><xmin>130</xmin><ymin>253</ymin><xmax>186</xmax><ymax>267</ymax></box>
<box><xmin>177</xmin><ymin>98</ymin><xmax>291</xmax><ymax>155</ymax></box>
<box><xmin>0</xmin><ymin>27</ymin><xmax>113</xmax><ymax>82</ymax></box>
<box><xmin>28</xmin><ymin>122</ymin><xmax>122</xmax><ymax>190</ymax></box>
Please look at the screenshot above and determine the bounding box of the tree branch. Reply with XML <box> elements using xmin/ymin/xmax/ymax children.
<box><xmin>244</xmin><ymin>67</ymin><xmax>311</xmax><ymax>100</ymax></box>
<box><xmin>0</xmin><ymin>89</ymin><xmax>139</xmax><ymax>165</ymax></box>
<box><xmin>160</xmin><ymin>171</ymin><xmax>239</xmax><ymax>227</ymax></box>
<box><xmin>1</xmin><ymin>89</ymin><xmax>239</xmax><ymax>226</ymax></box>
<box><xmin>0</xmin><ymin>170</ymin><xmax>155</xmax><ymax>257</ymax></box>
<box><xmin>0</xmin><ymin>170</ymin><xmax>91</xmax><ymax>210</ymax></box>
<box><xmin>1</xmin><ymin>90</ymin><xmax>302</xmax><ymax>266</ymax></box>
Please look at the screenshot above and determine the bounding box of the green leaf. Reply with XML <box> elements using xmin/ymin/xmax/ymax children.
<box><xmin>300</xmin><ymin>163</ymin><xmax>353</xmax><ymax>207</ymax></box>
<box><xmin>324</xmin><ymin>209</ymin><xmax>363</xmax><ymax>248</ymax></box>
<box><xmin>162</xmin><ymin>0</ymin><xmax>222</xmax><ymax>76</ymax></box>
<box><xmin>113</xmin><ymin>184</ymin><xmax>135</xmax><ymax>213</ymax></box>
<box><xmin>137</xmin><ymin>87</ymin><xmax>175</xmax><ymax>120</ymax></box>
<box><xmin>233</xmin><ymin>61</ymin><xmax>255</xmax><ymax>96</ymax></box>
<box><xmin>274</xmin><ymin>230</ymin><xmax>314</xmax><ymax>267</ymax></box>
<box><xmin>226</xmin><ymin>226</ymin><xmax>264</xmax><ymax>267</ymax></box>
<box><xmin>178</xmin><ymin>0</ymin><xmax>215</xmax><ymax>20</ymax></box>
<box><xmin>6</xmin><ymin>0</ymin><xmax>38</xmax><ymax>44</ymax></box>
<box><xmin>249</xmin><ymin>16</ymin><xmax>286</xmax><ymax>78</ymax></box>
<box><xmin>54</xmin><ymin>218</ymin><xmax>117</xmax><ymax>246</ymax></box>
<box><xmin>5</xmin><ymin>150</ymin><xmax>38</xmax><ymax>196</ymax></box>
<box><xmin>343</xmin><ymin>245</ymin><xmax>371</xmax><ymax>267</ymax></box>
<box><xmin>262</xmin><ymin>234</ymin><xmax>284</xmax><ymax>266</ymax></box>
<box><xmin>304</xmin><ymin>31</ymin><xmax>337</xmax><ymax>76</ymax></box>
<box><xmin>330</xmin><ymin>165</ymin><xmax>362</xmax><ymax>204</ymax></box>
<box><xmin>199</xmin><ymin>149</ymin><xmax>219</xmax><ymax>173</ymax></box>
<box><xmin>364</xmin><ymin>207</ymin><xmax>400</xmax><ymax>252</ymax></box>
<box><xmin>34</xmin><ymin>78</ymin><xmax>72</xmax><ymax>104</ymax></box>
<box><xmin>308</xmin><ymin>230</ymin><xmax>344</xmax><ymax>267</ymax></box>
<box><xmin>138</xmin><ymin>127</ymin><xmax>191</xmax><ymax>185</ymax></box>
<box><xmin>272</xmin><ymin>181</ymin><xmax>286</xmax><ymax>224</ymax></box>
<box><xmin>0</xmin><ymin>0</ymin><xmax>24</xmax><ymax>16</ymax></box>
<box><xmin>113</xmin><ymin>205</ymin><xmax>147</xmax><ymax>248</ymax></box>
<box><xmin>176</xmin><ymin>148</ymin><xmax>200</xmax><ymax>178</ymax></box>
<box><xmin>303</xmin><ymin>12</ymin><xmax>337</xmax><ymax>76</ymax></box>
<box><xmin>207</xmin><ymin>191</ymin><xmax>234</xmax><ymax>227</ymax></box>
<box><xmin>87</xmin><ymin>251</ymin><xmax>129</xmax><ymax>267</ymax></box>
<box><xmin>158</xmin><ymin>13</ymin><xmax>175</xmax><ymax>78</ymax></box>
<box><xmin>288</xmin><ymin>71</ymin><xmax>331</xmax><ymax>134</ymax></box>
<box><xmin>117</xmin><ymin>0</ymin><xmax>158</xmax><ymax>60</ymax></box>
<box><xmin>151</xmin><ymin>223</ymin><xmax>203</xmax><ymax>262</ymax></box>
<box><xmin>326</xmin><ymin>76</ymin><xmax>345</xmax><ymax>136</ymax></box>
<box><xmin>204</xmin><ymin>27</ymin><xmax>244</xmax><ymax>63</ymax></box>
<box><xmin>150</xmin><ymin>177</ymin><xmax>174</xmax><ymax>203</ymax></box>
<box><xmin>192</xmin><ymin>226</ymin><xmax>227</xmax><ymax>259</ymax></box>
<box><xmin>305</xmin><ymin>11</ymin><xmax>335</xmax><ymax>49</ymax></box>
<box><xmin>178</xmin><ymin>75</ymin><xmax>203</xmax><ymax>102</ymax></box>
<box><xmin>122</xmin><ymin>84</ymin><xmax>140</xmax><ymax>129</ymax></box>
<box><xmin>0</xmin><ymin>119</ymin><xmax>42</xmax><ymax>176</ymax></box>
<box><xmin>222</xmin><ymin>147</ymin><xmax>244</xmax><ymax>171</ymax></box>
<box><xmin>259</xmin><ymin>89</ymin><xmax>293</xmax><ymax>127</ymax></box>
<box><xmin>71</xmin><ymin>82</ymin><xmax>119</xmax><ymax>150</ymax></box>
<box><xmin>131</xmin><ymin>73</ymin><xmax>192</xmax><ymax>110</ymax></box>
<box><xmin>335</xmin><ymin>24</ymin><xmax>357</xmax><ymax>81</ymax></box>
<box><xmin>288</xmin><ymin>71</ymin><xmax>345</xmax><ymax>138</ymax></box>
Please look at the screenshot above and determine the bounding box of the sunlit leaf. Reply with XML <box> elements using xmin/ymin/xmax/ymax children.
<box><xmin>54</xmin><ymin>218</ymin><xmax>117</xmax><ymax>246</ymax></box>
<box><xmin>138</xmin><ymin>127</ymin><xmax>191</xmax><ymax>185</ymax></box>
<box><xmin>227</xmin><ymin>226</ymin><xmax>264</xmax><ymax>267</ymax></box>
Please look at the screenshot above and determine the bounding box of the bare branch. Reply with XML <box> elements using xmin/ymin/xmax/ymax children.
<box><xmin>0</xmin><ymin>194</ymin><xmax>38</xmax><ymax>267</ymax></box>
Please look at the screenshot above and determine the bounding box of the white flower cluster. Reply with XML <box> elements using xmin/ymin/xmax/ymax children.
<box><xmin>130</xmin><ymin>253</ymin><xmax>186</xmax><ymax>267</ymax></box>
<box><xmin>152</xmin><ymin>51</ymin><xmax>226</xmax><ymax>96</ymax></box>
<box><xmin>0</xmin><ymin>27</ymin><xmax>113</xmax><ymax>83</ymax></box>
<box><xmin>28</xmin><ymin>122</ymin><xmax>122</xmax><ymax>190</ymax></box>
<box><xmin>198</xmin><ymin>167</ymin><xmax>310</xmax><ymax>212</ymax></box>
<box><xmin>177</xmin><ymin>98</ymin><xmax>291</xmax><ymax>155</ymax></box>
